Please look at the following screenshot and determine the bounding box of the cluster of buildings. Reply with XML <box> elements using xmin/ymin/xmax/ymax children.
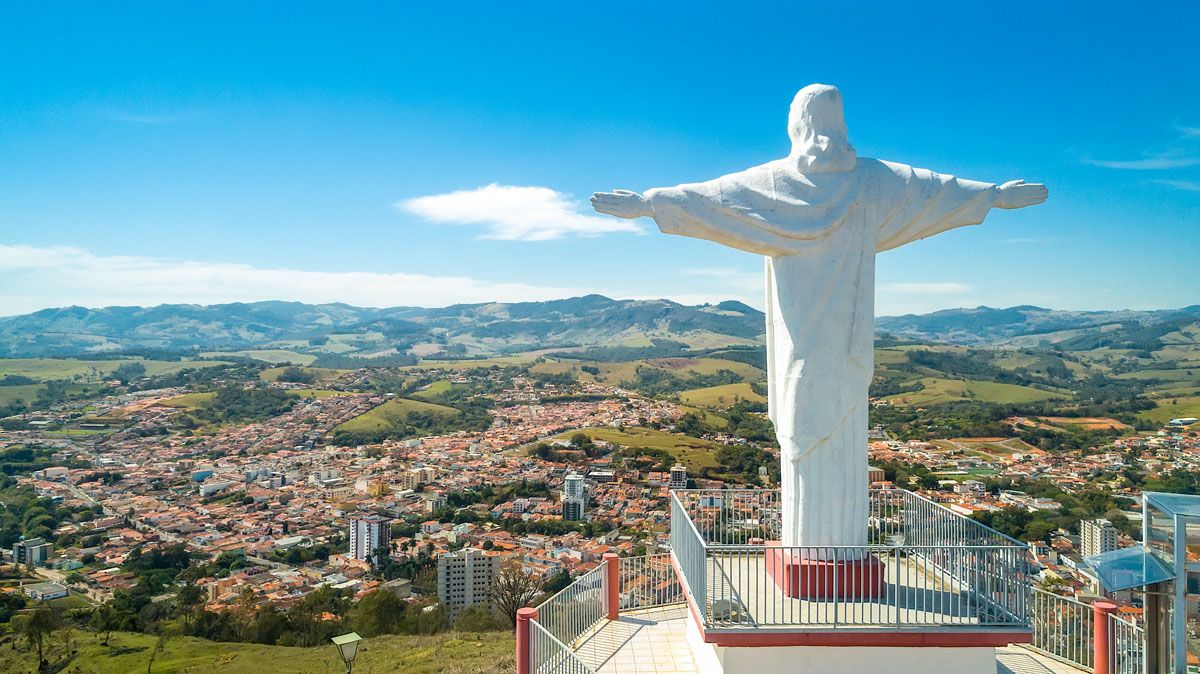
<box><xmin>5</xmin><ymin>362</ymin><xmax>1197</xmax><ymax>628</ymax></box>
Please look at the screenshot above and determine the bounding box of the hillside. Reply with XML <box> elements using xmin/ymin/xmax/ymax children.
<box><xmin>876</xmin><ymin>305</ymin><xmax>1200</xmax><ymax>348</ymax></box>
<box><xmin>0</xmin><ymin>296</ymin><xmax>764</xmax><ymax>361</ymax></box>
<box><xmin>0</xmin><ymin>629</ymin><xmax>513</xmax><ymax>674</ymax></box>
<box><xmin>3</xmin><ymin>298</ymin><xmax>1199</xmax><ymax>362</ymax></box>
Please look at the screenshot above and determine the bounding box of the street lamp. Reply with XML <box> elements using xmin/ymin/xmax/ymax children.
<box><xmin>330</xmin><ymin>632</ymin><xmax>362</xmax><ymax>673</ymax></box>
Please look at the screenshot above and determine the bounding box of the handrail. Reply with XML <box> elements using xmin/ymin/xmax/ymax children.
<box><xmin>669</xmin><ymin>487</ymin><xmax>1030</xmax><ymax>631</ymax></box>
<box><xmin>1027</xmin><ymin>588</ymin><xmax>1095</xmax><ymax>670</ymax></box>
<box><xmin>534</xmin><ymin>562</ymin><xmax>606</xmax><ymax>650</ymax></box>
<box><xmin>1107</xmin><ymin>611</ymin><xmax>1145</xmax><ymax>674</ymax></box>
<box><xmin>529</xmin><ymin>619</ymin><xmax>597</xmax><ymax>674</ymax></box>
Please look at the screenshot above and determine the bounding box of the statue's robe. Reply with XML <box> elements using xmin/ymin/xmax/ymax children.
<box><xmin>645</xmin><ymin>157</ymin><xmax>997</xmax><ymax>548</ymax></box>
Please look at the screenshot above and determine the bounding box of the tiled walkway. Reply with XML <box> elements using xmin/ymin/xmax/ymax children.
<box><xmin>576</xmin><ymin>605</ymin><xmax>697</xmax><ymax>674</ymax></box>
<box><xmin>570</xmin><ymin>607</ymin><xmax>1087</xmax><ymax>674</ymax></box>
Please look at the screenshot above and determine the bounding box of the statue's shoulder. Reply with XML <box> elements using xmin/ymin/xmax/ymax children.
<box><xmin>860</xmin><ymin>158</ymin><xmax>908</xmax><ymax>176</ymax></box>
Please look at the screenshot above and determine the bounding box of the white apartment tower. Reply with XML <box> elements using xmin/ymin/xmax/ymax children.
<box><xmin>1080</xmin><ymin>518</ymin><xmax>1118</xmax><ymax>558</ymax></box>
<box><xmin>349</xmin><ymin>514</ymin><xmax>391</xmax><ymax>564</ymax></box>
<box><xmin>563</xmin><ymin>472</ymin><xmax>587</xmax><ymax>521</ymax></box>
<box><xmin>669</xmin><ymin>464</ymin><xmax>688</xmax><ymax>491</ymax></box>
<box><xmin>437</xmin><ymin>548</ymin><xmax>501</xmax><ymax>615</ymax></box>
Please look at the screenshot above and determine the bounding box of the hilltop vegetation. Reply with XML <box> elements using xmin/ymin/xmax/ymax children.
<box><xmin>0</xmin><ymin>629</ymin><xmax>514</xmax><ymax>674</ymax></box>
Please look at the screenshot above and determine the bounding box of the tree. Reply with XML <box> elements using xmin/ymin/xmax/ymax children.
<box><xmin>176</xmin><ymin>582</ymin><xmax>204</xmax><ymax>631</ymax></box>
<box><xmin>146</xmin><ymin>626</ymin><xmax>175</xmax><ymax>674</ymax></box>
<box><xmin>350</xmin><ymin>589</ymin><xmax>405</xmax><ymax>637</ymax></box>
<box><xmin>542</xmin><ymin>570</ymin><xmax>572</xmax><ymax>595</ymax></box>
<box><xmin>17</xmin><ymin>607</ymin><xmax>60</xmax><ymax>669</ymax></box>
<box><xmin>112</xmin><ymin>362</ymin><xmax>147</xmax><ymax>383</ymax></box>
<box><xmin>491</xmin><ymin>563</ymin><xmax>540</xmax><ymax>628</ymax></box>
<box><xmin>91</xmin><ymin>602</ymin><xmax>125</xmax><ymax>647</ymax></box>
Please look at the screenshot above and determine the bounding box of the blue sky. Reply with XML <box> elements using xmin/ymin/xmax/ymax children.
<box><xmin>1</xmin><ymin>1</ymin><xmax>1197</xmax><ymax>316</ymax></box>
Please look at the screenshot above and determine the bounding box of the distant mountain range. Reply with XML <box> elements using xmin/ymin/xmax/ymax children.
<box><xmin>0</xmin><ymin>296</ymin><xmax>764</xmax><ymax>360</ymax></box>
<box><xmin>1</xmin><ymin>297</ymin><xmax>1196</xmax><ymax>359</ymax></box>
<box><xmin>876</xmin><ymin>305</ymin><xmax>1200</xmax><ymax>349</ymax></box>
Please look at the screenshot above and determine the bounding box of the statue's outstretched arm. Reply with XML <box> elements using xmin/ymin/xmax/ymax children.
<box><xmin>591</xmin><ymin>190</ymin><xmax>652</xmax><ymax>219</ymax></box>
<box><xmin>995</xmin><ymin>180</ymin><xmax>1049</xmax><ymax>210</ymax></box>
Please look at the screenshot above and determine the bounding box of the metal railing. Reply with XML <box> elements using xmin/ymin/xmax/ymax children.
<box><xmin>1029</xmin><ymin>588</ymin><xmax>1094</xmax><ymax>669</ymax></box>
<box><xmin>670</xmin><ymin>492</ymin><xmax>707</xmax><ymax>616</ymax></box>
<box><xmin>616</xmin><ymin>553</ymin><xmax>683</xmax><ymax>610</ymax></box>
<box><xmin>530</xmin><ymin>620</ymin><xmax>596</xmax><ymax>674</ymax></box>
<box><xmin>1027</xmin><ymin>588</ymin><xmax>1146</xmax><ymax>674</ymax></box>
<box><xmin>670</xmin><ymin>488</ymin><xmax>1030</xmax><ymax>631</ymax></box>
<box><xmin>535</xmin><ymin>563</ymin><xmax>605</xmax><ymax>651</ymax></box>
<box><xmin>1108</xmin><ymin>612</ymin><xmax>1144</xmax><ymax>674</ymax></box>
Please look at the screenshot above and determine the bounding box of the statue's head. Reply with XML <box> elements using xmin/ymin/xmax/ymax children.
<box><xmin>788</xmin><ymin>84</ymin><xmax>856</xmax><ymax>173</ymax></box>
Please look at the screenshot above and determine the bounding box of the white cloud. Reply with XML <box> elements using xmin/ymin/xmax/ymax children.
<box><xmin>0</xmin><ymin>244</ymin><xmax>590</xmax><ymax>316</ymax></box>
<box><xmin>1156</xmin><ymin>179</ymin><xmax>1200</xmax><ymax>192</ymax></box>
<box><xmin>400</xmin><ymin>184</ymin><xmax>643</xmax><ymax>241</ymax></box>
<box><xmin>1082</xmin><ymin>157</ymin><xmax>1200</xmax><ymax>170</ymax></box>
<box><xmin>878</xmin><ymin>282</ymin><xmax>971</xmax><ymax>294</ymax></box>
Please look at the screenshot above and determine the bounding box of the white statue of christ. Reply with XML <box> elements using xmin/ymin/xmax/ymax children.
<box><xmin>592</xmin><ymin>84</ymin><xmax>1047</xmax><ymax>550</ymax></box>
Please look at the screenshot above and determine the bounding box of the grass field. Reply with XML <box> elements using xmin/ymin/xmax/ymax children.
<box><xmin>678</xmin><ymin>382</ymin><xmax>766</xmax><ymax>408</ymax></box>
<box><xmin>336</xmin><ymin>397</ymin><xmax>459</xmax><ymax>434</ymax></box>
<box><xmin>0</xmin><ymin>383</ymin><xmax>43</xmax><ymax>406</ymax></box>
<box><xmin>161</xmin><ymin>392</ymin><xmax>217</xmax><ymax>409</ymax></box>
<box><xmin>528</xmin><ymin>357</ymin><xmax>763</xmax><ymax>387</ymax></box>
<box><xmin>0</xmin><ymin>358</ymin><xmax>230</xmax><ymax>381</ymax></box>
<box><xmin>411</xmin><ymin>380</ymin><xmax>456</xmax><ymax>400</ymax></box>
<box><xmin>201</xmin><ymin>349</ymin><xmax>317</xmax><ymax>365</ymax></box>
<box><xmin>555</xmin><ymin>426</ymin><xmax>720</xmax><ymax>471</ymax></box>
<box><xmin>0</xmin><ymin>629</ymin><xmax>514</xmax><ymax>674</ymax></box>
<box><xmin>1139</xmin><ymin>395</ymin><xmax>1200</xmax><ymax>425</ymax></box>
<box><xmin>882</xmin><ymin>377</ymin><xmax>1068</xmax><ymax>407</ymax></box>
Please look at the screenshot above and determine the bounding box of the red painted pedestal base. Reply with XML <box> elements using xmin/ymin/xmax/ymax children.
<box><xmin>765</xmin><ymin>542</ymin><xmax>885</xmax><ymax>599</ymax></box>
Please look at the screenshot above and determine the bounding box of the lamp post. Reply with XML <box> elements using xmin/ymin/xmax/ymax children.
<box><xmin>331</xmin><ymin>632</ymin><xmax>362</xmax><ymax>674</ymax></box>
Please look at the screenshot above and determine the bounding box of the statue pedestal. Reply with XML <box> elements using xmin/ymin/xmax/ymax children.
<box><xmin>764</xmin><ymin>542</ymin><xmax>885</xmax><ymax>599</ymax></box>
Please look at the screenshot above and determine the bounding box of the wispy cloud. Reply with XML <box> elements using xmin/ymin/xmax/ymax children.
<box><xmin>878</xmin><ymin>282</ymin><xmax>971</xmax><ymax>295</ymax></box>
<box><xmin>1082</xmin><ymin>156</ymin><xmax>1200</xmax><ymax>170</ymax></box>
<box><xmin>400</xmin><ymin>184</ymin><xmax>642</xmax><ymax>241</ymax></box>
<box><xmin>0</xmin><ymin>244</ymin><xmax>591</xmax><ymax>316</ymax></box>
<box><xmin>1178</xmin><ymin>126</ymin><xmax>1200</xmax><ymax>139</ymax></box>
<box><xmin>1156</xmin><ymin>179</ymin><xmax>1200</xmax><ymax>192</ymax></box>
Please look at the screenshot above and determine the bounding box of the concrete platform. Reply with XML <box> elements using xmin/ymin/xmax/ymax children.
<box><xmin>705</xmin><ymin>551</ymin><xmax>1010</xmax><ymax>628</ymax></box>
<box><xmin>568</xmin><ymin>606</ymin><xmax>1082</xmax><ymax>674</ymax></box>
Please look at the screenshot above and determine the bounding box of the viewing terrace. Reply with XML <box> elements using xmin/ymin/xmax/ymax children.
<box><xmin>516</xmin><ymin>487</ymin><xmax>1146</xmax><ymax>674</ymax></box>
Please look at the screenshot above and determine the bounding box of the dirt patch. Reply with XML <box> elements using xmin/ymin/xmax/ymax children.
<box><xmin>1039</xmin><ymin>416</ymin><xmax>1130</xmax><ymax>430</ymax></box>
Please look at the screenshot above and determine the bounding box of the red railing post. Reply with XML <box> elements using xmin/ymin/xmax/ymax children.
<box><xmin>1093</xmin><ymin>600</ymin><xmax>1117</xmax><ymax>674</ymax></box>
<box><xmin>516</xmin><ymin>606</ymin><xmax>538</xmax><ymax>674</ymax></box>
<box><xmin>603</xmin><ymin>552</ymin><xmax>620</xmax><ymax>620</ymax></box>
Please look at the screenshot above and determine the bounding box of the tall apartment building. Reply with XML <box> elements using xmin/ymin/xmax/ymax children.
<box><xmin>437</xmin><ymin>548</ymin><xmax>501</xmax><ymax>615</ymax></box>
<box><xmin>399</xmin><ymin>466</ymin><xmax>436</xmax><ymax>491</ymax></box>
<box><xmin>562</xmin><ymin>472</ymin><xmax>586</xmax><ymax>521</ymax></box>
<box><xmin>12</xmin><ymin>538</ymin><xmax>52</xmax><ymax>566</ymax></box>
<box><xmin>349</xmin><ymin>514</ymin><xmax>391</xmax><ymax>564</ymax></box>
<box><xmin>669</xmin><ymin>464</ymin><xmax>688</xmax><ymax>491</ymax></box>
<box><xmin>1080</xmin><ymin>518</ymin><xmax>1118</xmax><ymax>558</ymax></box>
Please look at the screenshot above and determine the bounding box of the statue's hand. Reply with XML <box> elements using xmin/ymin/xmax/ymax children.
<box><xmin>996</xmin><ymin>180</ymin><xmax>1049</xmax><ymax>209</ymax></box>
<box><xmin>591</xmin><ymin>190</ymin><xmax>652</xmax><ymax>219</ymax></box>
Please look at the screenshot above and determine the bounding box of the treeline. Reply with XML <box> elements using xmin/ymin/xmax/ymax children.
<box><xmin>330</xmin><ymin>400</ymin><xmax>491</xmax><ymax>446</ymax></box>
<box><xmin>621</xmin><ymin>366</ymin><xmax>742</xmax><ymax>397</ymax></box>
<box><xmin>184</xmin><ymin>386</ymin><xmax>296</xmax><ymax>425</ymax></box>
<box><xmin>869</xmin><ymin>400</ymin><xmax>1142</xmax><ymax>451</ymax></box>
